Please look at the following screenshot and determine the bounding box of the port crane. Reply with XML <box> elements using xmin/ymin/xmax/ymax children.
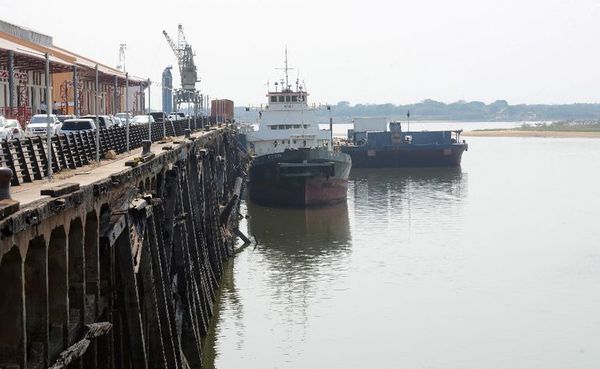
<box><xmin>162</xmin><ymin>25</ymin><xmax>202</xmax><ymax>114</ymax></box>
<box><xmin>162</xmin><ymin>25</ymin><xmax>199</xmax><ymax>91</ymax></box>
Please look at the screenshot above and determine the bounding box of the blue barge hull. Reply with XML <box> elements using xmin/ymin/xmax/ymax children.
<box><xmin>340</xmin><ymin>124</ymin><xmax>468</xmax><ymax>168</ymax></box>
<box><xmin>340</xmin><ymin>143</ymin><xmax>467</xmax><ymax>167</ymax></box>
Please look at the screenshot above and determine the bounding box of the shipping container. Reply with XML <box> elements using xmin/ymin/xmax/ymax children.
<box><xmin>211</xmin><ymin>99</ymin><xmax>234</xmax><ymax>123</ymax></box>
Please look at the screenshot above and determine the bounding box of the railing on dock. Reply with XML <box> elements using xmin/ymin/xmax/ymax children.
<box><xmin>0</xmin><ymin>118</ymin><xmax>213</xmax><ymax>186</ymax></box>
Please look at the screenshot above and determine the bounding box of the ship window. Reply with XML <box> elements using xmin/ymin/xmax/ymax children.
<box><xmin>303</xmin><ymin>124</ymin><xmax>308</xmax><ymax>129</ymax></box>
<box><xmin>278</xmin><ymin>96</ymin><xmax>285</xmax><ymax>102</ymax></box>
<box><xmin>270</xmin><ymin>96</ymin><xmax>277</xmax><ymax>103</ymax></box>
<box><xmin>270</xmin><ymin>125</ymin><xmax>277</xmax><ymax>130</ymax></box>
<box><xmin>293</xmin><ymin>140</ymin><xmax>297</xmax><ymax>144</ymax></box>
<box><xmin>292</xmin><ymin>95</ymin><xmax>298</xmax><ymax>102</ymax></box>
<box><xmin>285</xmin><ymin>95</ymin><xmax>291</xmax><ymax>102</ymax></box>
<box><xmin>293</xmin><ymin>124</ymin><xmax>300</xmax><ymax>129</ymax></box>
<box><xmin>278</xmin><ymin>125</ymin><xmax>285</xmax><ymax>130</ymax></box>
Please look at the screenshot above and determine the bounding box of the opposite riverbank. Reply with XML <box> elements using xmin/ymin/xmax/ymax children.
<box><xmin>464</xmin><ymin>130</ymin><xmax>600</xmax><ymax>138</ymax></box>
<box><xmin>464</xmin><ymin>121</ymin><xmax>600</xmax><ymax>138</ymax></box>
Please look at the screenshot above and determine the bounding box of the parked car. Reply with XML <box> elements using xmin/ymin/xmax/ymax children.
<box><xmin>57</xmin><ymin>114</ymin><xmax>76</xmax><ymax>123</ymax></box>
<box><xmin>168</xmin><ymin>112</ymin><xmax>187</xmax><ymax>121</ymax></box>
<box><xmin>149</xmin><ymin>111</ymin><xmax>168</xmax><ymax>123</ymax></box>
<box><xmin>58</xmin><ymin>119</ymin><xmax>96</xmax><ymax>134</ymax></box>
<box><xmin>5</xmin><ymin>119</ymin><xmax>25</xmax><ymax>139</ymax></box>
<box><xmin>26</xmin><ymin>114</ymin><xmax>62</xmax><ymax>136</ymax></box>
<box><xmin>107</xmin><ymin>115</ymin><xmax>120</xmax><ymax>127</ymax></box>
<box><xmin>80</xmin><ymin>115</ymin><xmax>115</xmax><ymax>129</ymax></box>
<box><xmin>116</xmin><ymin>112</ymin><xmax>132</xmax><ymax>122</ymax></box>
<box><xmin>0</xmin><ymin>116</ymin><xmax>8</xmax><ymax>140</ymax></box>
<box><xmin>111</xmin><ymin>116</ymin><xmax>124</xmax><ymax>127</ymax></box>
<box><xmin>131</xmin><ymin>115</ymin><xmax>155</xmax><ymax>125</ymax></box>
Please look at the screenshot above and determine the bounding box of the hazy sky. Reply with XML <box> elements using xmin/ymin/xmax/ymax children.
<box><xmin>2</xmin><ymin>0</ymin><xmax>600</xmax><ymax>108</ymax></box>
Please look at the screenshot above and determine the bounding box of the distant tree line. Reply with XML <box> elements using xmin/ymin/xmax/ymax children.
<box><xmin>234</xmin><ymin>99</ymin><xmax>600</xmax><ymax>122</ymax></box>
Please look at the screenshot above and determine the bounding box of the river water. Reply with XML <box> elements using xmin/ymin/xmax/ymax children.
<box><xmin>203</xmin><ymin>136</ymin><xmax>600</xmax><ymax>369</ymax></box>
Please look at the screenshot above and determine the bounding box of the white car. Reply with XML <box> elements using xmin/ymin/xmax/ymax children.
<box><xmin>112</xmin><ymin>116</ymin><xmax>124</xmax><ymax>127</ymax></box>
<box><xmin>168</xmin><ymin>112</ymin><xmax>186</xmax><ymax>121</ymax></box>
<box><xmin>116</xmin><ymin>112</ymin><xmax>133</xmax><ymax>122</ymax></box>
<box><xmin>0</xmin><ymin>116</ymin><xmax>8</xmax><ymax>140</ymax></box>
<box><xmin>0</xmin><ymin>117</ymin><xmax>25</xmax><ymax>140</ymax></box>
<box><xmin>5</xmin><ymin>119</ymin><xmax>25</xmax><ymax>139</ymax></box>
<box><xmin>26</xmin><ymin>114</ymin><xmax>62</xmax><ymax>136</ymax></box>
<box><xmin>131</xmin><ymin>115</ymin><xmax>155</xmax><ymax>125</ymax></box>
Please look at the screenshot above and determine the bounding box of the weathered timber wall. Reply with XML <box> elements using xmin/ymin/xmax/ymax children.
<box><xmin>0</xmin><ymin>127</ymin><xmax>243</xmax><ymax>369</ymax></box>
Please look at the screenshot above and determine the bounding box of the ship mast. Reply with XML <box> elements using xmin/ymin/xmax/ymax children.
<box><xmin>276</xmin><ymin>47</ymin><xmax>294</xmax><ymax>90</ymax></box>
<box><xmin>284</xmin><ymin>47</ymin><xmax>289</xmax><ymax>89</ymax></box>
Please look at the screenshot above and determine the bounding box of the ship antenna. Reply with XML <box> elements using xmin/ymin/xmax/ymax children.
<box><xmin>285</xmin><ymin>46</ymin><xmax>289</xmax><ymax>88</ymax></box>
<box><xmin>275</xmin><ymin>46</ymin><xmax>294</xmax><ymax>90</ymax></box>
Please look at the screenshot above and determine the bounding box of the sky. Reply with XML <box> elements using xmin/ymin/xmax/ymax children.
<box><xmin>2</xmin><ymin>0</ymin><xmax>600</xmax><ymax>108</ymax></box>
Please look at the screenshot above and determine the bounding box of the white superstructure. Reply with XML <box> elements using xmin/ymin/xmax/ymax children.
<box><xmin>245</xmin><ymin>50</ymin><xmax>331</xmax><ymax>156</ymax></box>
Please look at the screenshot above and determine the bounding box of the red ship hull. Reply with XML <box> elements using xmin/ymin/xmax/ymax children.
<box><xmin>248</xmin><ymin>148</ymin><xmax>352</xmax><ymax>207</ymax></box>
<box><xmin>250</xmin><ymin>176</ymin><xmax>348</xmax><ymax>207</ymax></box>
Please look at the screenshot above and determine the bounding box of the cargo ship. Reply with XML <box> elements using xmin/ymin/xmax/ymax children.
<box><xmin>341</xmin><ymin>120</ymin><xmax>468</xmax><ymax>167</ymax></box>
<box><xmin>243</xmin><ymin>50</ymin><xmax>352</xmax><ymax>207</ymax></box>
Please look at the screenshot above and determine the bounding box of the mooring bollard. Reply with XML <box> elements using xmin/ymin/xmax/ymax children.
<box><xmin>0</xmin><ymin>167</ymin><xmax>13</xmax><ymax>200</ymax></box>
<box><xmin>184</xmin><ymin>129</ymin><xmax>191</xmax><ymax>138</ymax></box>
<box><xmin>142</xmin><ymin>140</ymin><xmax>152</xmax><ymax>156</ymax></box>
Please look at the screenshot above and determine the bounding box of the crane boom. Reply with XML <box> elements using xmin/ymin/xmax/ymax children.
<box><xmin>162</xmin><ymin>30</ymin><xmax>181</xmax><ymax>68</ymax></box>
<box><xmin>177</xmin><ymin>24</ymin><xmax>187</xmax><ymax>52</ymax></box>
<box><xmin>162</xmin><ymin>24</ymin><xmax>199</xmax><ymax>92</ymax></box>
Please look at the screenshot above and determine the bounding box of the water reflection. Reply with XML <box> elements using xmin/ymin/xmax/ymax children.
<box><xmin>247</xmin><ymin>200</ymin><xmax>351</xmax><ymax>255</ymax></box>
<box><xmin>204</xmin><ymin>139</ymin><xmax>600</xmax><ymax>369</ymax></box>
<box><xmin>202</xmin><ymin>201</ymin><xmax>351</xmax><ymax>368</ymax></box>
<box><xmin>350</xmin><ymin>166</ymin><xmax>466</xmax><ymax>203</ymax></box>
<box><xmin>201</xmin><ymin>260</ymin><xmax>237</xmax><ymax>369</ymax></box>
<box><xmin>350</xmin><ymin>167</ymin><xmax>467</xmax><ymax>237</ymax></box>
<box><xmin>245</xmin><ymin>200</ymin><xmax>352</xmax><ymax>300</ymax></box>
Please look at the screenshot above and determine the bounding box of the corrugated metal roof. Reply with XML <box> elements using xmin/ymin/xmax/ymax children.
<box><xmin>0</xmin><ymin>31</ymin><xmax>73</xmax><ymax>68</ymax></box>
<box><xmin>51</xmin><ymin>45</ymin><xmax>145</xmax><ymax>84</ymax></box>
<box><xmin>0</xmin><ymin>29</ymin><xmax>146</xmax><ymax>85</ymax></box>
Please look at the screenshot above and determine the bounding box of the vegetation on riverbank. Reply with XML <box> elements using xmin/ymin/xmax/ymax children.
<box><xmin>464</xmin><ymin>121</ymin><xmax>600</xmax><ymax>138</ymax></box>
<box><xmin>235</xmin><ymin>100</ymin><xmax>600</xmax><ymax>122</ymax></box>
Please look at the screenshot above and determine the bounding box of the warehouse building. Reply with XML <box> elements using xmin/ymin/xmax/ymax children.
<box><xmin>0</xmin><ymin>19</ymin><xmax>147</xmax><ymax>124</ymax></box>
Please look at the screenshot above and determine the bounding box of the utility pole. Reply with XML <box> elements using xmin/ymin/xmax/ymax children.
<box><xmin>45</xmin><ymin>53</ymin><xmax>52</xmax><ymax>181</ymax></box>
<box><xmin>148</xmin><ymin>79</ymin><xmax>152</xmax><ymax>140</ymax></box>
<box><xmin>126</xmin><ymin>73</ymin><xmax>130</xmax><ymax>153</ymax></box>
<box><xmin>95</xmin><ymin>65</ymin><xmax>100</xmax><ymax>163</ymax></box>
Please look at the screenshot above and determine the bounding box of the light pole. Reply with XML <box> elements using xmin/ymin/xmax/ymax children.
<box><xmin>125</xmin><ymin>73</ymin><xmax>130</xmax><ymax>153</ymax></box>
<box><xmin>328</xmin><ymin>105</ymin><xmax>333</xmax><ymax>148</ymax></box>
<box><xmin>45</xmin><ymin>53</ymin><xmax>52</xmax><ymax>181</ymax></box>
<box><xmin>148</xmin><ymin>79</ymin><xmax>152</xmax><ymax>141</ymax></box>
<box><xmin>95</xmin><ymin>64</ymin><xmax>100</xmax><ymax>163</ymax></box>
